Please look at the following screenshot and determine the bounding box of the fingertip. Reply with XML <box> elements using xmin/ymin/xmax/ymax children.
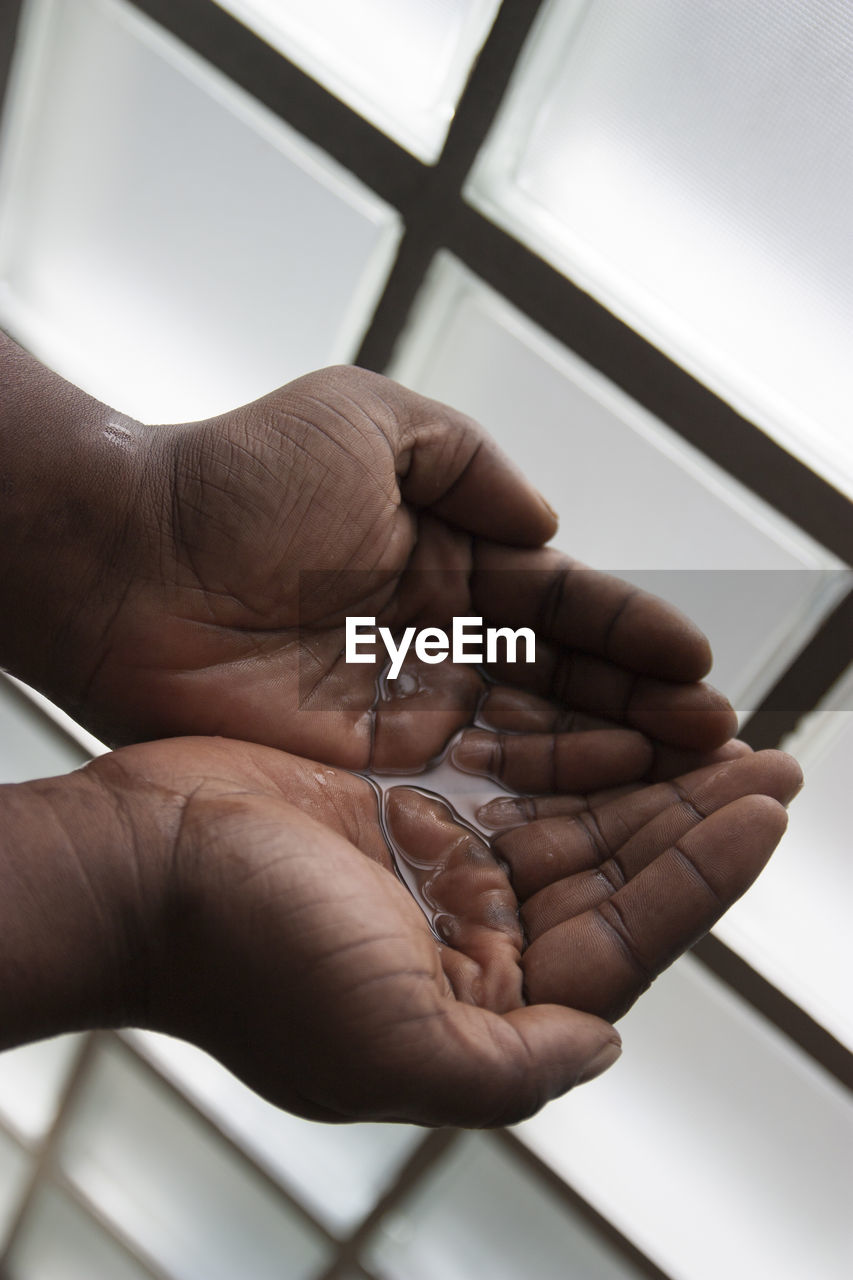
<box><xmin>610</xmin><ymin>592</ymin><xmax>714</xmax><ymax>682</ymax></box>
<box><xmin>634</xmin><ymin>679</ymin><xmax>739</xmax><ymax>751</ymax></box>
<box><xmin>748</xmin><ymin>790</ymin><xmax>790</xmax><ymax>831</ymax></box>
<box><xmin>704</xmin><ymin>684</ymin><xmax>740</xmax><ymax>743</ymax></box>
<box><xmin>534</xmin><ymin>490</ymin><xmax>560</xmax><ymax>538</ymax></box>
<box><xmin>573</xmin><ymin>1034</ymin><xmax>623</xmax><ymax>1085</ymax></box>
<box><xmin>476</xmin><ymin>795</ymin><xmax>528</xmax><ymax>829</ymax></box>
<box><xmin>450</xmin><ymin>729</ymin><xmax>493</xmax><ymax>775</ymax></box>
<box><xmin>762</xmin><ymin>748</ymin><xmax>804</xmax><ymax>802</ymax></box>
<box><xmin>715</xmin><ymin>737</ymin><xmax>754</xmax><ymax>759</ymax></box>
<box><xmin>427</xmin><ymin>433</ymin><xmax>562</xmax><ymax>547</ymax></box>
<box><xmin>501</xmin><ymin>1005</ymin><xmax>622</xmax><ymax>1107</ymax></box>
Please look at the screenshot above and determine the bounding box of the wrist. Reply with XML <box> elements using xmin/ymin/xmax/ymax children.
<box><xmin>0</xmin><ymin>333</ymin><xmax>169</xmax><ymax>720</ymax></box>
<box><xmin>0</xmin><ymin>758</ymin><xmax>176</xmax><ymax>1047</ymax></box>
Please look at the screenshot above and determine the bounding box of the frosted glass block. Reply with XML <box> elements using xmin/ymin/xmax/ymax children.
<box><xmin>716</xmin><ymin>665</ymin><xmax>853</xmax><ymax>1050</ymax></box>
<box><xmin>0</xmin><ymin>677</ymin><xmax>89</xmax><ymax>783</ymax></box>
<box><xmin>0</xmin><ymin>0</ymin><xmax>401</xmax><ymax>423</ymax></box>
<box><xmin>215</xmin><ymin>0</ymin><xmax>501</xmax><ymax>161</ymax></box>
<box><xmin>0</xmin><ymin>1035</ymin><xmax>82</xmax><ymax>1143</ymax></box>
<box><xmin>469</xmin><ymin>0</ymin><xmax>853</xmax><ymax>497</ymax></box>
<box><xmin>128</xmin><ymin>1030</ymin><xmax>423</xmax><ymax>1233</ymax></box>
<box><xmin>517</xmin><ymin>956</ymin><xmax>853</xmax><ymax>1280</ymax></box>
<box><xmin>0</xmin><ymin>1127</ymin><xmax>31</xmax><ymax>1244</ymax></box>
<box><xmin>366</xmin><ymin>1131</ymin><xmax>641</xmax><ymax>1280</ymax></box>
<box><xmin>58</xmin><ymin>1042</ymin><xmax>331</xmax><ymax>1280</ymax></box>
<box><xmin>2</xmin><ymin>677</ymin><xmax>106</xmax><ymax>763</ymax></box>
<box><xmin>7</xmin><ymin>1186</ymin><xmax>151</xmax><ymax>1280</ymax></box>
<box><xmin>390</xmin><ymin>255</ymin><xmax>845</xmax><ymax>715</ymax></box>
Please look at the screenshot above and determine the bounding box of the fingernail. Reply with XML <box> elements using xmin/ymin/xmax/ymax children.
<box><xmin>477</xmin><ymin>796</ymin><xmax>523</xmax><ymax>828</ymax></box>
<box><xmin>537</xmin><ymin>491</ymin><xmax>560</xmax><ymax>524</ymax></box>
<box><xmin>576</xmin><ymin>1037</ymin><xmax>622</xmax><ymax>1085</ymax></box>
<box><xmin>450</xmin><ymin>731</ymin><xmax>493</xmax><ymax>775</ymax></box>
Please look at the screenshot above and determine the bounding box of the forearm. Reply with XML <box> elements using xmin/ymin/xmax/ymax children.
<box><xmin>0</xmin><ymin>332</ymin><xmax>161</xmax><ymax>710</ymax></box>
<box><xmin>0</xmin><ymin>764</ymin><xmax>165</xmax><ymax>1048</ymax></box>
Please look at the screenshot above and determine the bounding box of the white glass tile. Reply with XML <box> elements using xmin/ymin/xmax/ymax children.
<box><xmin>128</xmin><ymin>1030</ymin><xmax>423</xmax><ymax>1233</ymax></box>
<box><xmin>0</xmin><ymin>677</ymin><xmax>89</xmax><ymax>784</ymax></box>
<box><xmin>366</xmin><ymin>1131</ymin><xmax>641</xmax><ymax>1280</ymax></box>
<box><xmin>0</xmin><ymin>1035</ymin><xmax>82</xmax><ymax>1143</ymax></box>
<box><xmin>214</xmin><ymin>0</ymin><xmax>501</xmax><ymax>161</ymax></box>
<box><xmin>6</xmin><ymin>1186</ymin><xmax>151</xmax><ymax>1280</ymax></box>
<box><xmin>0</xmin><ymin>0</ymin><xmax>401</xmax><ymax>423</ymax></box>
<box><xmin>2</xmin><ymin>678</ymin><xmax>106</xmax><ymax>760</ymax></box>
<box><xmin>0</xmin><ymin>1127</ymin><xmax>31</xmax><ymax>1245</ymax></box>
<box><xmin>716</xmin><ymin>664</ymin><xmax>853</xmax><ymax>1050</ymax></box>
<box><xmin>390</xmin><ymin>255</ymin><xmax>845</xmax><ymax>716</ymax></box>
<box><xmin>516</xmin><ymin>955</ymin><xmax>853</xmax><ymax>1280</ymax></box>
<box><xmin>58</xmin><ymin>1041</ymin><xmax>331</xmax><ymax>1280</ymax></box>
<box><xmin>469</xmin><ymin>0</ymin><xmax>853</xmax><ymax>497</ymax></box>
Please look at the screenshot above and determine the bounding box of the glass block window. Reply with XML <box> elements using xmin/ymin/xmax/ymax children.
<box><xmin>214</xmin><ymin>0</ymin><xmax>502</xmax><ymax>162</ymax></box>
<box><xmin>0</xmin><ymin>0</ymin><xmax>850</xmax><ymax>1277</ymax></box>
<box><xmin>517</xmin><ymin>955</ymin><xmax>853</xmax><ymax>1280</ymax></box>
<box><xmin>0</xmin><ymin>0</ymin><xmax>401</xmax><ymax>422</ymax></box>
<box><xmin>469</xmin><ymin>0</ymin><xmax>853</xmax><ymax>497</ymax></box>
<box><xmin>390</xmin><ymin>254</ymin><xmax>846</xmax><ymax>717</ymax></box>
<box><xmin>716</xmin><ymin>663</ymin><xmax>853</xmax><ymax>1050</ymax></box>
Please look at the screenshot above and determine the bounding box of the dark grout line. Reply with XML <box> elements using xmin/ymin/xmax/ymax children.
<box><xmin>110</xmin><ymin>1032</ymin><xmax>345</xmax><ymax>1249</ymax></box>
<box><xmin>443</xmin><ymin>207</ymin><xmax>853</xmax><ymax>564</ymax></box>
<box><xmin>692</xmin><ymin>934</ymin><xmax>853</xmax><ymax>1093</ymax></box>
<box><xmin>102</xmin><ymin>2</ymin><xmax>853</xmax><ymax>562</ymax></box>
<box><xmin>739</xmin><ymin>586</ymin><xmax>853</xmax><ymax>751</ymax></box>
<box><xmin>42</xmin><ymin>1168</ymin><xmax>175</xmax><ymax>1280</ymax></box>
<box><xmin>127</xmin><ymin>0</ymin><xmax>424</xmax><ymax>210</ymax></box>
<box><xmin>312</xmin><ymin>1127</ymin><xmax>461</xmax><ymax>1280</ymax></box>
<box><xmin>355</xmin><ymin>0</ymin><xmax>547</xmax><ymax>373</ymax></box>
<box><xmin>0</xmin><ymin>0</ymin><xmax>24</xmax><ymax>120</ymax></box>
<box><xmin>0</xmin><ymin>1032</ymin><xmax>100</xmax><ymax>1268</ymax></box>
<box><xmin>493</xmin><ymin>1129</ymin><xmax>675</xmax><ymax>1280</ymax></box>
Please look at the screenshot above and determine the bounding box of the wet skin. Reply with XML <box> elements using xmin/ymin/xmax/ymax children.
<box><xmin>0</xmin><ymin>351</ymin><xmax>802</xmax><ymax>1123</ymax></box>
<box><xmin>67</xmin><ymin>688</ymin><xmax>798</xmax><ymax>1125</ymax></box>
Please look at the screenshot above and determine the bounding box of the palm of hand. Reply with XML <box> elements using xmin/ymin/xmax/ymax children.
<box><xmin>85</xmin><ymin>367</ymin><xmax>735</xmax><ymax>770</ymax></box>
<box><xmin>118</xmin><ymin>723</ymin><xmax>797</xmax><ymax>1126</ymax></box>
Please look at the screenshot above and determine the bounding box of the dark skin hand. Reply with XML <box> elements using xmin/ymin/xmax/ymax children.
<box><xmin>1</xmin><ymin>341</ymin><xmax>789</xmax><ymax>1126</ymax></box>
<box><xmin>0</xmin><ymin>734</ymin><xmax>798</xmax><ymax>1127</ymax></box>
<box><xmin>0</xmin><ymin>349</ymin><xmax>735</xmax><ymax>771</ymax></box>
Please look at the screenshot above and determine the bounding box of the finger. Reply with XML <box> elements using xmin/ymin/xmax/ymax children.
<box><xmin>478</xmin><ymin>791</ymin><xmax>609</xmax><ymax>830</ymax></box>
<box><xmin>451</xmin><ymin>727</ymin><xmax>653</xmax><ymax>794</ymax></box>
<box><xmin>371</xmin><ymin>657</ymin><xmax>483</xmax><ymax>773</ymax></box>
<box><xmin>477</xmin><ymin>685</ymin><xmax>749</xmax><ymax>777</ymax></box>
<box><xmin>393</xmin><ymin>1001</ymin><xmax>621</xmax><ymax>1128</ymax></box>
<box><xmin>643</xmin><ymin>737</ymin><xmax>753</xmax><ymax>781</ymax></box>
<box><xmin>390</xmin><ymin>385</ymin><xmax>558</xmax><ymax>547</ymax></box>
<box><xmin>475</xmin><ymin>740</ymin><xmax>753</xmax><ymax>831</ymax></box>
<box><xmin>495</xmin><ymin>750</ymin><xmax>802</xmax><ymax>899</ymax></box>
<box><xmin>486</xmin><ymin>640</ymin><xmax>737</xmax><ymax>750</ymax></box>
<box><xmin>522</xmin><ymin>751</ymin><xmax>802</xmax><ymax>938</ymax></box>
<box><xmin>383</xmin><ymin>787</ymin><xmax>523</xmax><ymax>1011</ymax></box>
<box><xmin>522</xmin><ymin>794</ymin><xmax>788</xmax><ymax>1021</ymax></box>
<box><xmin>477</xmin><ymin>684</ymin><xmax>614</xmax><ymax>733</ymax></box>
<box><xmin>471</xmin><ymin>543</ymin><xmax>712</xmax><ymax>681</ymax></box>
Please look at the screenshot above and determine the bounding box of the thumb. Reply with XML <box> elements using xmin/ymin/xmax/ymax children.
<box><xmin>402</xmin><ymin>1002</ymin><xmax>621</xmax><ymax>1128</ymax></box>
<box><xmin>393</xmin><ymin>390</ymin><xmax>558</xmax><ymax>547</ymax></box>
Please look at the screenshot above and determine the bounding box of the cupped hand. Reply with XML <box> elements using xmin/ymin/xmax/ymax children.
<box><xmin>72</xmin><ymin>366</ymin><xmax>734</xmax><ymax>766</ymax></box>
<box><xmin>84</xmin><ymin>733</ymin><xmax>799</xmax><ymax>1126</ymax></box>
<box><xmin>88</xmin><ymin>736</ymin><xmax>619</xmax><ymax>1127</ymax></box>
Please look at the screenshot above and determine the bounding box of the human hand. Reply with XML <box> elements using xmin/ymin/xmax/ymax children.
<box><xmin>54</xmin><ymin>736</ymin><xmax>797</xmax><ymax>1124</ymax></box>
<box><xmin>1</xmin><ymin>355</ymin><xmax>734</xmax><ymax>764</ymax></box>
<box><xmin>73</xmin><ymin>737</ymin><xmax>622</xmax><ymax>1126</ymax></box>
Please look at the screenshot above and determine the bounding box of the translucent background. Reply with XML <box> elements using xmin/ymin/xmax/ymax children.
<box><xmin>0</xmin><ymin>1</ymin><xmax>850</xmax><ymax>1277</ymax></box>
